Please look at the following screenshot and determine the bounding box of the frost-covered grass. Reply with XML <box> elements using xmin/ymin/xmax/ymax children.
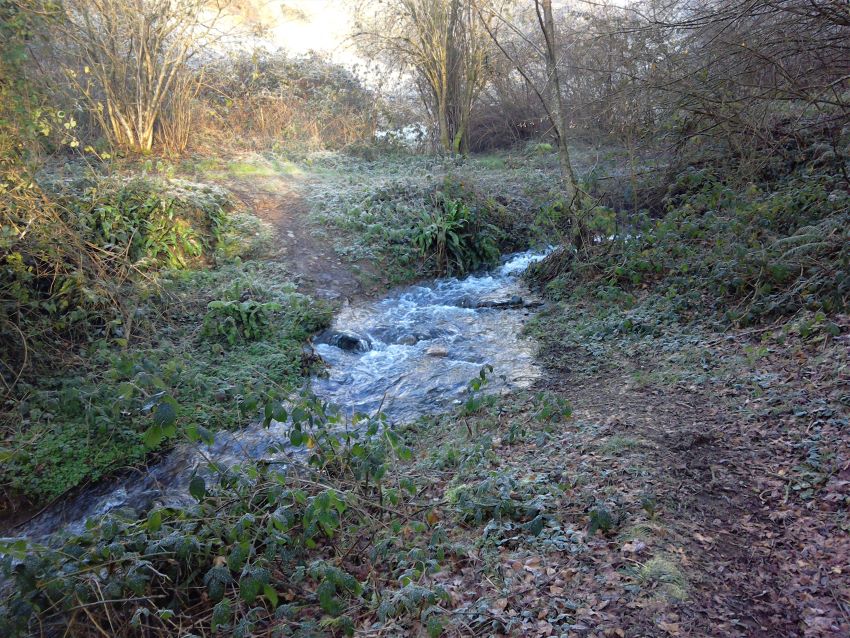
<box><xmin>303</xmin><ymin>151</ymin><xmax>569</xmax><ymax>285</ymax></box>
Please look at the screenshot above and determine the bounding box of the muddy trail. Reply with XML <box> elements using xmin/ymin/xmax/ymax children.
<box><xmin>226</xmin><ymin>176</ymin><xmax>367</xmax><ymax>303</ymax></box>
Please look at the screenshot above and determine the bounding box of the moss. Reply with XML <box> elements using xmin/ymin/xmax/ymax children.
<box><xmin>215</xmin><ymin>212</ymin><xmax>275</xmax><ymax>261</ymax></box>
<box><xmin>598</xmin><ymin>435</ymin><xmax>642</xmax><ymax>455</ymax></box>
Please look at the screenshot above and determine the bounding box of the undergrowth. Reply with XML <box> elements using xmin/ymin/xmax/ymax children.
<box><xmin>0</xmin><ymin>384</ymin><xmax>461</xmax><ymax>637</ymax></box>
<box><xmin>307</xmin><ymin>154</ymin><xmax>558</xmax><ymax>286</ymax></box>
<box><xmin>0</xmin><ymin>261</ymin><xmax>331</xmax><ymax>506</ymax></box>
<box><xmin>527</xmin><ymin>167</ymin><xmax>850</xmax><ymax>325</ymax></box>
<box><xmin>1</xmin><ymin>169</ymin><xmax>328</xmax><ymax>509</ymax></box>
<box><xmin>0</xmin><ymin>378</ymin><xmax>647</xmax><ymax>638</ymax></box>
<box><xmin>1</xmin><ymin>174</ymin><xmax>236</xmax><ymax>379</ymax></box>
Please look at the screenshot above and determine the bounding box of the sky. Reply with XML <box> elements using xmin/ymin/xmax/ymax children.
<box><xmin>223</xmin><ymin>0</ymin><xmax>360</xmax><ymax>65</ymax></box>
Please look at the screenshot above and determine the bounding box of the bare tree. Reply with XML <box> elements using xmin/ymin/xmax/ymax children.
<box><xmin>476</xmin><ymin>0</ymin><xmax>582</xmax><ymax>222</ymax></box>
<box><xmin>537</xmin><ymin>0</ymin><xmax>579</xmax><ymax>206</ymax></box>
<box><xmin>56</xmin><ymin>0</ymin><xmax>226</xmax><ymax>153</ymax></box>
<box><xmin>353</xmin><ymin>0</ymin><xmax>495</xmax><ymax>154</ymax></box>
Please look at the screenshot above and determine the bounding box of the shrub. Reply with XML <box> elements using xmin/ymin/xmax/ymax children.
<box><xmin>197</xmin><ymin>50</ymin><xmax>377</xmax><ymax>152</ymax></box>
<box><xmin>1</xmin><ymin>175</ymin><xmax>235</xmax><ymax>384</ymax></box>
<box><xmin>66</xmin><ymin>177</ymin><xmax>232</xmax><ymax>269</ymax></box>
<box><xmin>412</xmin><ymin>194</ymin><xmax>499</xmax><ymax>275</ymax></box>
<box><xmin>528</xmin><ymin>168</ymin><xmax>850</xmax><ymax>323</ymax></box>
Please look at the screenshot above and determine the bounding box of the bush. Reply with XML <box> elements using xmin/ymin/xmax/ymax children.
<box><xmin>528</xmin><ymin>168</ymin><xmax>850</xmax><ymax>323</ymax></box>
<box><xmin>412</xmin><ymin>194</ymin><xmax>499</xmax><ymax>275</ymax></box>
<box><xmin>310</xmin><ymin>158</ymin><xmax>550</xmax><ymax>286</ymax></box>
<box><xmin>65</xmin><ymin>177</ymin><xmax>233</xmax><ymax>269</ymax></box>
<box><xmin>202</xmin><ymin>300</ymin><xmax>283</xmax><ymax>346</ymax></box>
<box><xmin>196</xmin><ymin>50</ymin><xmax>377</xmax><ymax>152</ymax></box>
<box><xmin>1</xmin><ymin>175</ymin><xmax>236</xmax><ymax>381</ymax></box>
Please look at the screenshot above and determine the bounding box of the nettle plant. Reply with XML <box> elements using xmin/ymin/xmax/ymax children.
<box><xmin>0</xmin><ymin>386</ymin><xmax>456</xmax><ymax>638</ymax></box>
<box><xmin>202</xmin><ymin>299</ymin><xmax>283</xmax><ymax>345</ymax></box>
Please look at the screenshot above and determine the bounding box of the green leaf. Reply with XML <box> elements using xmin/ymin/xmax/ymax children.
<box><xmin>187</xmin><ymin>424</ymin><xmax>215</xmax><ymax>445</ymax></box>
<box><xmin>147</xmin><ymin>509</ymin><xmax>162</xmax><ymax>533</ymax></box>
<box><xmin>143</xmin><ymin>424</ymin><xmax>164</xmax><ymax>449</ymax></box>
<box><xmin>239</xmin><ymin>566</ymin><xmax>269</xmax><ymax>603</ymax></box>
<box><xmin>204</xmin><ymin>565</ymin><xmax>232</xmax><ymax>602</ymax></box>
<box><xmin>211</xmin><ymin>598</ymin><xmax>232</xmax><ymax>632</ymax></box>
<box><xmin>189</xmin><ymin>475</ymin><xmax>206</xmax><ymax>502</ymax></box>
<box><xmin>153</xmin><ymin>398</ymin><xmax>177</xmax><ymax>428</ymax></box>
<box><xmin>290</xmin><ymin>428</ymin><xmax>304</xmax><ymax>446</ymax></box>
<box><xmin>523</xmin><ymin>514</ymin><xmax>546</xmax><ymax>537</ymax></box>
<box><xmin>196</xmin><ymin>425</ymin><xmax>215</xmax><ymax>445</ymax></box>
<box><xmin>263</xmin><ymin>584</ymin><xmax>279</xmax><ymax>608</ymax></box>
<box><xmin>228</xmin><ymin>541</ymin><xmax>251</xmax><ymax>572</ymax></box>
<box><xmin>317</xmin><ymin>579</ymin><xmax>339</xmax><ymax>614</ymax></box>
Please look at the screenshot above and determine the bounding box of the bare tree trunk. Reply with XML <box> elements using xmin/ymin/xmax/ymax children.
<box><xmin>354</xmin><ymin>0</ymin><xmax>491</xmax><ymax>157</ymax></box>
<box><xmin>438</xmin><ymin>90</ymin><xmax>451</xmax><ymax>151</ymax></box>
<box><xmin>538</xmin><ymin>0</ymin><xmax>579</xmax><ymax>209</ymax></box>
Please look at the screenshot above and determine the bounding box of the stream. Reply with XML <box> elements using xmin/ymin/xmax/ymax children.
<box><xmin>10</xmin><ymin>250</ymin><xmax>547</xmax><ymax>541</ymax></box>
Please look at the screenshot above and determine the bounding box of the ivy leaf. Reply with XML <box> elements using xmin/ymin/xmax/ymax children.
<box><xmin>186</xmin><ymin>424</ymin><xmax>215</xmax><ymax>445</ymax></box>
<box><xmin>290</xmin><ymin>428</ymin><xmax>304</xmax><ymax>446</ymax></box>
<box><xmin>317</xmin><ymin>579</ymin><xmax>340</xmax><ymax>614</ymax></box>
<box><xmin>523</xmin><ymin>514</ymin><xmax>546</xmax><ymax>537</ymax></box>
<box><xmin>198</xmin><ymin>424</ymin><xmax>215</xmax><ymax>445</ymax></box>
<box><xmin>588</xmin><ymin>507</ymin><xmax>614</xmax><ymax>536</ymax></box>
<box><xmin>130</xmin><ymin>607</ymin><xmax>149</xmax><ymax>628</ymax></box>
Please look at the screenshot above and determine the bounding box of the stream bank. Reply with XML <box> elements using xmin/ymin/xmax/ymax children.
<box><xmin>8</xmin><ymin>251</ymin><xmax>548</xmax><ymax>541</ymax></box>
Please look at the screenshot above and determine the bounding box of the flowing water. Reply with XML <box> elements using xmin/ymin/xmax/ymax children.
<box><xmin>9</xmin><ymin>250</ymin><xmax>547</xmax><ymax>541</ymax></box>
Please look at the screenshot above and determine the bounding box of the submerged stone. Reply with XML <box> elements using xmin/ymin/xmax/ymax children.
<box><xmin>314</xmin><ymin>329</ymin><xmax>371</xmax><ymax>352</ymax></box>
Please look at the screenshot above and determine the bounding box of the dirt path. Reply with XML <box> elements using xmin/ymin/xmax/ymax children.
<box><xmin>543</xmin><ymin>360</ymin><xmax>795</xmax><ymax>636</ymax></box>
<box><xmin>226</xmin><ymin>175</ymin><xmax>366</xmax><ymax>303</ymax></box>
